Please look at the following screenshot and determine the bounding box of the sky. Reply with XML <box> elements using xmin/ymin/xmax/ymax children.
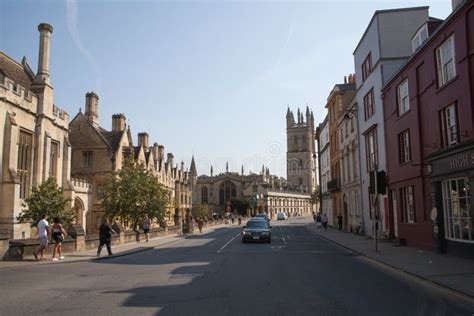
<box><xmin>1</xmin><ymin>0</ymin><xmax>452</xmax><ymax>177</ymax></box>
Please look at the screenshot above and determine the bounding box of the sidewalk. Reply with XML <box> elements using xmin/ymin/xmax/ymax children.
<box><xmin>0</xmin><ymin>223</ymin><xmax>229</xmax><ymax>269</ymax></box>
<box><xmin>307</xmin><ymin>224</ymin><xmax>474</xmax><ymax>299</ymax></box>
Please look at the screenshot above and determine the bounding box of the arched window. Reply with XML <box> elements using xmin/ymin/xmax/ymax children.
<box><xmin>201</xmin><ymin>187</ymin><xmax>208</xmax><ymax>204</ymax></box>
<box><xmin>219</xmin><ymin>181</ymin><xmax>237</xmax><ymax>205</ymax></box>
<box><xmin>299</xmin><ymin>178</ymin><xmax>303</xmax><ymax>186</ymax></box>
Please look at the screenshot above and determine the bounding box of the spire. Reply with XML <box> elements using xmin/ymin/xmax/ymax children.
<box><xmin>127</xmin><ymin>125</ymin><xmax>133</xmax><ymax>145</ymax></box>
<box><xmin>261</xmin><ymin>164</ymin><xmax>265</xmax><ymax>174</ymax></box>
<box><xmin>210</xmin><ymin>165</ymin><xmax>214</xmax><ymax>177</ymax></box>
<box><xmin>190</xmin><ymin>155</ymin><xmax>197</xmax><ymax>175</ymax></box>
<box><xmin>226</xmin><ymin>162</ymin><xmax>229</xmax><ymax>173</ymax></box>
<box><xmin>297</xmin><ymin>108</ymin><xmax>301</xmax><ymax>124</ymax></box>
<box><xmin>286</xmin><ymin>106</ymin><xmax>291</xmax><ymax>117</ymax></box>
<box><xmin>241</xmin><ymin>164</ymin><xmax>244</xmax><ymax>175</ymax></box>
<box><xmin>286</xmin><ymin>107</ymin><xmax>295</xmax><ymax>127</ymax></box>
<box><xmin>306</xmin><ymin>105</ymin><xmax>310</xmax><ymax>117</ymax></box>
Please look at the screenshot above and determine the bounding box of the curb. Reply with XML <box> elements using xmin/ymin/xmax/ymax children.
<box><xmin>305</xmin><ymin>224</ymin><xmax>474</xmax><ymax>304</ymax></box>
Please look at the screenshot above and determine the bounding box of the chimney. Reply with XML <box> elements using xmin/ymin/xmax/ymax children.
<box><xmin>84</xmin><ymin>92</ymin><xmax>99</xmax><ymax>127</ymax></box>
<box><xmin>152</xmin><ymin>143</ymin><xmax>159</xmax><ymax>160</ymax></box>
<box><xmin>111</xmin><ymin>114</ymin><xmax>126</xmax><ymax>132</ymax></box>
<box><xmin>35</xmin><ymin>23</ymin><xmax>53</xmax><ymax>84</ymax></box>
<box><xmin>167</xmin><ymin>153</ymin><xmax>174</xmax><ymax>167</ymax></box>
<box><xmin>137</xmin><ymin>132</ymin><xmax>149</xmax><ymax>149</ymax></box>
<box><xmin>158</xmin><ymin>145</ymin><xmax>165</xmax><ymax>161</ymax></box>
<box><xmin>452</xmin><ymin>0</ymin><xmax>466</xmax><ymax>11</ymax></box>
<box><xmin>344</xmin><ymin>76</ymin><xmax>347</xmax><ymax>84</ymax></box>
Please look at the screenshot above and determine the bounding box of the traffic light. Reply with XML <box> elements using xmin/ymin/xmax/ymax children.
<box><xmin>377</xmin><ymin>170</ymin><xmax>387</xmax><ymax>195</ymax></box>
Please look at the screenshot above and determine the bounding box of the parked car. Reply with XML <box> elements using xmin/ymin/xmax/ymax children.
<box><xmin>242</xmin><ymin>219</ymin><xmax>272</xmax><ymax>243</ymax></box>
<box><xmin>276</xmin><ymin>212</ymin><xmax>288</xmax><ymax>220</ymax></box>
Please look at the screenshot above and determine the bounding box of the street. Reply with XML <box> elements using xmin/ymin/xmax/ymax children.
<box><xmin>0</xmin><ymin>217</ymin><xmax>472</xmax><ymax>316</ymax></box>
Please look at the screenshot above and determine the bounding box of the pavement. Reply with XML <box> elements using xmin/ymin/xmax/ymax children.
<box><xmin>0</xmin><ymin>216</ymin><xmax>472</xmax><ymax>316</ymax></box>
<box><xmin>307</xmin><ymin>223</ymin><xmax>474</xmax><ymax>299</ymax></box>
<box><xmin>0</xmin><ymin>222</ymin><xmax>229</xmax><ymax>269</ymax></box>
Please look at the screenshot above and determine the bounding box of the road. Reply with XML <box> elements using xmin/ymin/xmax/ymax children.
<box><xmin>0</xmin><ymin>217</ymin><xmax>472</xmax><ymax>315</ymax></box>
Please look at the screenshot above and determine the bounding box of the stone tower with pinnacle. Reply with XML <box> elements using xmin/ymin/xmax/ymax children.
<box><xmin>286</xmin><ymin>106</ymin><xmax>316</xmax><ymax>193</ymax></box>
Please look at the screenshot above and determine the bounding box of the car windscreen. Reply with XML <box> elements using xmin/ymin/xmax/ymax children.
<box><xmin>255</xmin><ymin>215</ymin><xmax>268</xmax><ymax>219</ymax></box>
<box><xmin>246</xmin><ymin>221</ymin><xmax>268</xmax><ymax>228</ymax></box>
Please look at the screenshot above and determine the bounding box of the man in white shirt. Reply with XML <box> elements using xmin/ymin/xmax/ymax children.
<box><xmin>33</xmin><ymin>214</ymin><xmax>49</xmax><ymax>260</ymax></box>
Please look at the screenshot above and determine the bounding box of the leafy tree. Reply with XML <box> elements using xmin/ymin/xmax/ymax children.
<box><xmin>193</xmin><ymin>204</ymin><xmax>210</xmax><ymax>220</ymax></box>
<box><xmin>17</xmin><ymin>177</ymin><xmax>74</xmax><ymax>227</ymax></box>
<box><xmin>100</xmin><ymin>157</ymin><xmax>169</xmax><ymax>229</ymax></box>
<box><xmin>231</xmin><ymin>198</ymin><xmax>249</xmax><ymax>216</ymax></box>
<box><xmin>310</xmin><ymin>189</ymin><xmax>320</xmax><ymax>207</ymax></box>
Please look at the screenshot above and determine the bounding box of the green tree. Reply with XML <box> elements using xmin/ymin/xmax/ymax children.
<box><xmin>17</xmin><ymin>177</ymin><xmax>74</xmax><ymax>227</ymax></box>
<box><xmin>231</xmin><ymin>198</ymin><xmax>250</xmax><ymax>216</ymax></box>
<box><xmin>310</xmin><ymin>190</ymin><xmax>320</xmax><ymax>208</ymax></box>
<box><xmin>100</xmin><ymin>157</ymin><xmax>169</xmax><ymax>229</ymax></box>
<box><xmin>193</xmin><ymin>204</ymin><xmax>210</xmax><ymax>220</ymax></box>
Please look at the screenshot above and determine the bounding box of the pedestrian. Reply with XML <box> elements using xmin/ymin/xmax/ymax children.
<box><xmin>97</xmin><ymin>218</ymin><xmax>114</xmax><ymax>257</ymax></box>
<box><xmin>316</xmin><ymin>213</ymin><xmax>322</xmax><ymax>230</ymax></box>
<box><xmin>238</xmin><ymin>216</ymin><xmax>242</xmax><ymax>225</ymax></box>
<box><xmin>231</xmin><ymin>216</ymin><xmax>235</xmax><ymax>225</ymax></box>
<box><xmin>142</xmin><ymin>214</ymin><xmax>151</xmax><ymax>242</ymax></box>
<box><xmin>322</xmin><ymin>213</ymin><xmax>328</xmax><ymax>231</ymax></box>
<box><xmin>33</xmin><ymin>214</ymin><xmax>49</xmax><ymax>261</ymax></box>
<box><xmin>198</xmin><ymin>218</ymin><xmax>204</xmax><ymax>234</ymax></box>
<box><xmin>51</xmin><ymin>216</ymin><xmax>66</xmax><ymax>261</ymax></box>
<box><xmin>337</xmin><ymin>214</ymin><xmax>343</xmax><ymax>231</ymax></box>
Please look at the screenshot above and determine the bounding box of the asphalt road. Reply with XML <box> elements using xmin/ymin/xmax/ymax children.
<box><xmin>0</xmin><ymin>217</ymin><xmax>472</xmax><ymax>316</ymax></box>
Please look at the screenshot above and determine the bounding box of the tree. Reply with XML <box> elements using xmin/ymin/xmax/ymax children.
<box><xmin>17</xmin><ymin>177</ymin><xmax>74</xmax><ymax>227</ymax></box>
<box><xmin>310</xmin><ymin>190</ymin><xmax>320</xmax><ymax>208</ymax></box>
<box><xmin>100</xmin><ymin>157</ymin><xmax>169</xmax><ymax>229</ymax></box>
<box><xmin>193</xmin><ymin>204</ymin><xmax>210</xmax><ymax>220</ymax></box>
<box><xmin>231</xmin><ymin>198</ymin><xmax>250</xmax><ymax>216</ymax></box>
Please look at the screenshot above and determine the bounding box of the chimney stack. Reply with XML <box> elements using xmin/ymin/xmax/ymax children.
<box><xmin>111</xmin><ymin>113</ymin><xmax>126</xmax><ymax>132</ymax></box>
<box><xmin>167</xmin><ymin>153</ymin><xmax>174</xmax><ymax>167</ymax></box>
<box><xmin>158</xmin><ymin>145</ymin><xmax>165</xmax><ymax>161</ymax></box>
<box><xmin>152</xmin><ymin>143</ymin><xmax>159</xmax><ymax>160</ymax></box>
<box><xmin>137</xmin><ymin>132</ymin><xmax>149</xmax><ymax>149</ymax></box>
<box><xmin>84</xmin><ymin>92</ymin><xmax>99</xmax><ymax>127</ymax></box>
<box><xmin>35</xmin><ymin>23</ymin><xmax>53</xmax><ymax>85</ymax></box>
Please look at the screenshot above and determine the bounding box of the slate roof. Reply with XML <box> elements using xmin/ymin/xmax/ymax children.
<box><xmin>0</xmin><ymin>52</ymin><xmax>35</xmax><ymax>91</ymax></box>
<box><xmin>101</xmin><ymin>130</ymin><xmax>124</xmax><ymax>152</ymax></box>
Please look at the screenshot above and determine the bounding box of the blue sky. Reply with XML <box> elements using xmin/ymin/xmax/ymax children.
<box><xmin>1</xmin><ymin>0</ymin><xmax>451</xmax><ymax>177</ymax></box>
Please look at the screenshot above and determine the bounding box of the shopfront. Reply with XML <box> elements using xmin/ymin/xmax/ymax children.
<box><xmin>427</xmin><ymin>140</ymin><xmax>474</xmax><ymax>259</ymax></box>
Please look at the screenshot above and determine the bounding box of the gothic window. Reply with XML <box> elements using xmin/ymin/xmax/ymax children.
<box><xmin>18</xmin><ymin>130</ymin><xmax>33</xmax><ymax>199</ymax></box>
<box><xmin>219</xmin><ymin>181</ymin><xmax>237</xmax><ymax>205</ymax></box>
<box><xmin>201</xmin><ymin>187</ymin><xmax>208</xmax><ymax>204</ymax></box>
<box><xmin>299</xmin><ymin>178</ymin><xmax>303</xmax><ymax>186</ymax></box>
<box><xmin>49</xmin><ymin>140</ymin><xmax>59</xmax><ymax>180</ymax></box>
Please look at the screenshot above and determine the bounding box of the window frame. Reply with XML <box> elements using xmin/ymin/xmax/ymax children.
<box><xmin>440</xmin><ymin>103</ymin><xmax>459</xmax><ymax>148</ymax></box>
<box><xmin>83</xmin><ymin>151</ymin><xmax>93</xmax><ymax>168</ymax></box>
<box><xmin>361</xmin><ymin>52</ymin><xmax>372</xmax><ymax>82</ymax></box>
<box><xmin>398</xmin><ymin>129</ymin><xmax>411</xmax><ymax>164</ymax></box>
<box><xmin>397</xmin><ymin>79</ymin><xmax>410</xmax><ymax>116</ymax></box>
<box><xmin>442</xmin><ymin>178</ymin><xmax>472</xmax><ymax>242</ymax></box>
<box><xmin>363</xmin><ymin>89</ymin><xmax>375</xmax><ymax>120</ymax></box>
<box><xmin>17</xmin><ymin>129</ymin><xmax>34</xmax><ymax>199</ymax></box>
<box><xmin>364</xmin><ymin>127</ymin><xmax>378</xmax><ymax>172</ymax></box>
<box><xmin>400</xmin><ymin>186</ymin><xmax>415</xmax><ymax>223</ymax></box>
<box><xmin>411</xmin><ymin>24</ymin><xmax>428</xmax><ymax>52</ymax></box>
<box><xmin>436</xmin><ymin>35</ymin><xmax>456</xmax><ymax>87</ymax></box>
<box><xmin>49</xmin><ymin>140</ymin><xmax>59</xmax><ymax>179</ymax></box>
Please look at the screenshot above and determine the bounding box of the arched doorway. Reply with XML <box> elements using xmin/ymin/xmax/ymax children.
<box><xmin>73</xmin><ymin>198</ymin><xmax>84</xmax><ymax>226</ymax></box>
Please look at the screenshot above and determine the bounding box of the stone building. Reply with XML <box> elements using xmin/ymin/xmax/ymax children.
<box><xmin>0</xmin><ymin>23</ymin><xmax>92</xmax><ymax>238</ymax></box>
<box><xmin>69</xmin><ymin>94</ymin><xmax>192</xmax><ymax>232</ymax></box>
<box><xmin>325</xmin><ymin>76</ymin><xmax>357</xmax><ymax>228</ymax></box>
<box><xmin>316</xmin><ymin>116</ymin><xmax>332</xmax><ymax>225</ymax></box>
<box><xmin>192</xmin><ymin>107</ymin><xmax>316</xmax><ymax>218</ymax></box>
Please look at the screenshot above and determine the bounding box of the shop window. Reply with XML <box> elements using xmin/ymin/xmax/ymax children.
<box><xmin>442</xmin><ymin>178</ymin><xmax>472</xmax><ymax>241</ymax></box>
<box><xmin>400</xmin><ymin>186</ymin><xmax>415</xmax><ymax>223</ymax></box>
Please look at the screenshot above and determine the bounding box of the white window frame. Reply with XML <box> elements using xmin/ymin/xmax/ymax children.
<box><xmin>440</xmin><ymin>103</ymin><xmax>459</xmax><ymax>147</ymax></box>
<box><xmin>412</xmin><ymin>24</ymin><xmax>428</xmax><ymax>52</ymax></box>
<box><xmin>397</xmin><ymin>80</ymin><xmax>409</xmax><ymax>115</ymax></box>
<box><xmin>399</xmin><ymin>130</ymin><xmax>411</xmax><ymax>163</ymax></box>
<box><xmin>442</xmin><ymin>178</ymin><xmax>472</xmax><ymax>242</ymax></box>
<box><xmin>401</xmin><ymin>186</ymin><xmax>415</xmax><ymax>223</ymax></box>
<box><xmin>436</xmin><ymin>35</ymin><xmax>456</xmax><ymax>87</ymax></box>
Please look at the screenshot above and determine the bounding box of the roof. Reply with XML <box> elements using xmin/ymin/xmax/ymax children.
<box><xmin>101</xmin><ymin>130</ymin><xmax>124</xmax><ymax>152</ymax></box>
<box><xmin>353</xmin><ymin>6</ymin><xmax>429</xmax><ymax>54</ymax></box>
<box><xmin>382</xmin><ymin>1</ymin><xmax>471</xmax><ymax>91</ymax></box>
<box><xmin>0</xmin><ymin>52</ymin><xmax>35</xmax><ymax>91</ymax></box>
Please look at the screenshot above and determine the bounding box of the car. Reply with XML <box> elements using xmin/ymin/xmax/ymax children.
<box><xmin>276</xmin><ymin>212</ymin><xmax>288</xmax><ymax>220</ymax></box>
<box><xmin>242</xmin><ymin>219</ymin><xmax>272</xmax><ymax>243</ymax></box>
<box><xmin>254</xmin><ymin>213</ymin><xmax>270</xmax><ymax>224</ymax></box>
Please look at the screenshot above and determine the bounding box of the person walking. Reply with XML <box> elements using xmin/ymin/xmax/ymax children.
<box><xmin>322</xmin><ymin>213</ymin><xmax>328</xmax><ymax>231</ymax></box>
<box><xmin>51</xmin><ymin>216</ymin><xmax>66</xmax><ymax>261</ymax></box>
<box><xmin>142</xmin><ymin>214</ymin><xmax>151</xmax><ymax>242</ymax></box>
<box><xmin>316</xmin><ymin>213</ymin><xmax>322</xmax><ymax>230</ymax></box>
<box><xmin>97</xmin><ymin>218</ymin><xmax>114</xmax><ymax>257</ymax></box>
<box><xmin>198</xmin><ymin>218</ymin><xmax>204</xmax><ymax>234</ymax></box>
<box><xmin>337</xmin><ymin>214</ymin><xmax>343</xmax><ymax>231</ymax></box>
<box><xmin>33</xmin><ymin>214</ymin><xmax>49</xmax><ymax>261</ymax></box>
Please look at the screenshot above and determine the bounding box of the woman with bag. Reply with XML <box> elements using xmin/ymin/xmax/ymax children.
<box><xmin>51</xmin><ymin>216</ymin><xmax>66</xmax><ymax>261</ymax></box>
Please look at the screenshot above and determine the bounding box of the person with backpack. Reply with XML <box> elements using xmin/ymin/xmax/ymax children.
<box><xmin>142</xmin><ymin>214</ymin><xmax>151</xmax><ymax>242</ymax></box>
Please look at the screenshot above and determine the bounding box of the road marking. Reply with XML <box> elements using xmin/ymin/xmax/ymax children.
<box><xmin>217</xmin><ymin>233</ymin><xmax>240</xmax><ymax>254</ymax></box>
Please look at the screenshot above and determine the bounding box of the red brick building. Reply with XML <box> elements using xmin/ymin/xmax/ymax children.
<box><xmin>382</xmin><ymin>0</ymin><xmax>474</xmax><ymax>257</ymax></box>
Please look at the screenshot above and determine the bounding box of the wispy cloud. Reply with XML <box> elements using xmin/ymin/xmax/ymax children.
<box><xmin>66</xmin><ymin>0</ymin><xmax>102</xmax><ymax>94</ymax></box>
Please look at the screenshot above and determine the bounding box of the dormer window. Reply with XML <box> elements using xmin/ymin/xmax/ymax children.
<box><xmin>412</xmin><ymin>24</ymin><xmax>429</xmax><ymax>52</ymax></box>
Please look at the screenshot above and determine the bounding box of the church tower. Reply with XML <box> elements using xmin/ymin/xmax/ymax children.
<box><xmin>286</xmin><ymin>106</ymin><xmax>316</xmax><ymax>193</ymax></box>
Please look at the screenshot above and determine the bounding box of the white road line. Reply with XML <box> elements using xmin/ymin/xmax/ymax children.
<box><xmin>217</xmin><ymin>233</ymin><xmax>240</xmax><ymax>254</ymax></box>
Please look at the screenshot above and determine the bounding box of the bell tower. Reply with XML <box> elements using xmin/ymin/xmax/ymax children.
<box><xmin>286</xmin><ymin>106</ymin><xmax>316</xmax><ymax>193</ymax></box>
